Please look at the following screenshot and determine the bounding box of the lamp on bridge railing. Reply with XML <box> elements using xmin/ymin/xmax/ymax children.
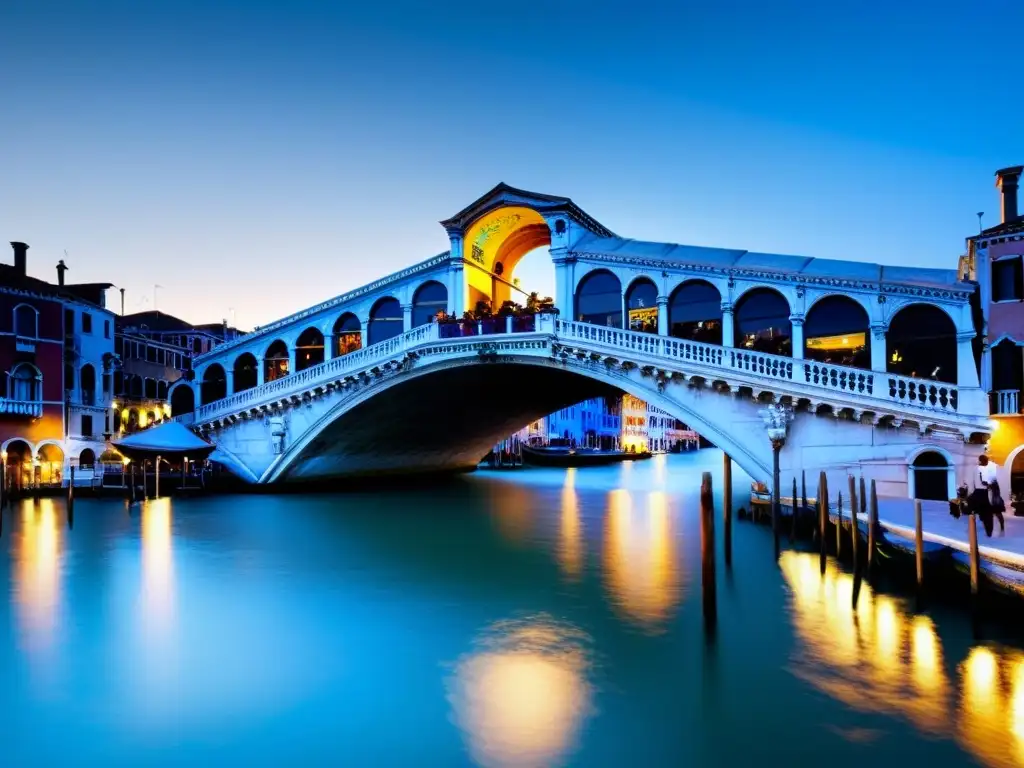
<box><xmin>760</xmin><ymin>402</ymin><xmax>794</xmax><ymax>554</ymax></box>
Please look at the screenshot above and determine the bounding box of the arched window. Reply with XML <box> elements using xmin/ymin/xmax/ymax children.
<box><xmin>804</xmin><ymin>296</ymin><xmax>870</xmax><ymax>369</ymax></box>
<box><xmin>625</xmin><ymin>278</ymin><xmax>658</xmax><ymax>333</ymax></box>
<box><xmin>191</xmin><ymin>337</ymin><xmax>202</xmax><ymax>355</ymax></box>
<box><xmin>295</xmin><ymin>328</ymin><xmax>325</xmax><ymax>371</ymax></box>
<box><xmin>144</xmin><ymin>378</ymin><xmax>157</xmax><ymax>399</ymax></box>
<box><xmin>200</xmin><ymin>364</ymin><xmax>227</xmax><ymax>406</ymax></box>
<box><xmin>264</xmin><ymin>340</ymin><xmax>289</xmax><ymax>382</ymax></box>
<box><xmin>887</xmin><ymin>305</ymin><xmax>957</xmax><ymax>384</ymax></box>
<box><xmin>333</xmin><ymin>313</ymin><xmax>362</xmax><ymax>357</ymax></box>
<box><xmin>668</xmin><ymin>280</ymin><xmax>722</xmax><ymax>344</ymax></box>
<box><xmin>992</xmin><ymin>339</ymin><xmax>1023</xmax><ymax>414</ymax></box>
<box><xmin>157</xmin><ymin>380</ymin><xmax>168</xmax><ymax>400</ymax></box>
<box><xmin>14</xmin><ymin>304</ymin><xmax>38</xmax><ymax>338</ymax></box>
<box><xmin>734</xmin><ymin>288</ymin><xmax>792</xmax><ymax>356</ymax></box>
<box><xmin>910</xmin><ymin>451</ymin><xmax>951</xmax><ymax>501</ymax></box>
<box><xmin>10</xmin><ymin>363</ymin><xmax>41</xmax><ymax>402</ymax></box>
<box><xmin>412</xmin><ymin>281</ymin><xmax>448</xmax><ymax>327</ymax></box>
<box><xmin>233</xmin><ymin>352</ymin><xmax>258</xmax><ymax>392</ymax></box>
<box><xmin>79</xmin><ymin>448</ymin><xmax>96</xmax><ymax>469</ymax></box>
<box><xmin>129</xmin><ymin>374</ymin><xmax>143</xmax><ymax>398</ymax></box>
<box><xmin>368</xmin><ymin>297</ymin><xmax>403</xmax><ymax>346</ymax></box>
<box><xmin>170</xmin><ymin>385</ymin><xmax>195</xmax><ymax>417</ymax></box>
<box><xmin>575</xmin><ymin>270</ymin><xmax>623</xmax><ymax>328</ymax></box>
<box><xmin>80</xmin><ymin>363</ymin><xmax>97</xmax><ymax>406</ymax></box>
<box><xmin>37</xmin><ymin>443</ymin><xmax>64</xmax><ymax>486</ymax></box>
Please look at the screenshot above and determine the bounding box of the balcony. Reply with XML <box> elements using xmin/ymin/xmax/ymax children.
<box><xmin>15</xmin><ymin>336</ymin><xmax>37</xmax><ymax>354</ymax></box>
<box><xmin>0</xmin><ymin>399</ymin><xmax>43</xmax><ymax>418</ymax></box>
<box><xmin>992</xmin><ymin>389</ymin><xmax>1020</xmax><ymax>415</ymax></box>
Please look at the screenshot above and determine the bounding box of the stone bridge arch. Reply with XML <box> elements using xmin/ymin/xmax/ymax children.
<box><xmin>242</xmin><ymin>353</ymin><xmax>774</xmax><ymax>485</ymax></box>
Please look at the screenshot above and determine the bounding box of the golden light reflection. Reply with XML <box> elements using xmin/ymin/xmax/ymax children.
<box><xmin>490</xmin><ymin>483</ymin><xmax>533</xmax><ymax>545</ymax></box>
<box><xmin>14</xmin><ymin>499</ymin><xmax>63</xmax><ymax>655</ymax></box>
<box><xmin>781</xmin><ymin>551</ymin><xmax>1024</xmax><ymax>767</ymax></box>
<box><xmin>602</xmin><ymin>489</ymin><xmax>680</xmax><ymax>633</ymax></box>
<box><xmin>447</xmin><ymin>616</ymin><xmax>593</xmax><ymax>768</ymax></box>
<box><xmin>141</xmin><ymin>498</ymin><xmax>175</xmax><ymax>636</ymax></box>
<box><xmin>558</xmin><ymin>469</ymin><xmax>584</xmax><ymax>580</ymax></box>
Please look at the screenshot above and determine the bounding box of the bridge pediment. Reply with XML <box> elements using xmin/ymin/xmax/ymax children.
<box><xmin>440</xmin><ymin>182</ymin><xmax>615</xmax><ymax>239</ymax></box>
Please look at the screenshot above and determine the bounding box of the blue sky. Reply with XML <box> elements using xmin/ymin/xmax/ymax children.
<box><xmin>2</xmin><ymin>1</ymin><xmax>1021</xmax><ymax>329</ymax></box>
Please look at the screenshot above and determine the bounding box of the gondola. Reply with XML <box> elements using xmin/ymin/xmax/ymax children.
<box><xmin>520</xmin><ymin>444</ymin><xmax>651</xmax><ymax>468</ymax></box>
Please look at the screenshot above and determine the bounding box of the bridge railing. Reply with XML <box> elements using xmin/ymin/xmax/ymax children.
<box><xmin>554</xmin><ymin>320</ymin><xmax>965</xmax><ymax>416</ymax></box>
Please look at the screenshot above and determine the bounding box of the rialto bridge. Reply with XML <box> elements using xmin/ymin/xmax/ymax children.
<box><xmin>168</xmin><ymin>183</ymin><xmax>991</xmax><ymax>498</ymax></box>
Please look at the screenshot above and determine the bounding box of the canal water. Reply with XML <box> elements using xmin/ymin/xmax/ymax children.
<box><xmin>2</xmin><ymin>452</ymin><xmax>1023</xmax><ymax>767</ymax></box>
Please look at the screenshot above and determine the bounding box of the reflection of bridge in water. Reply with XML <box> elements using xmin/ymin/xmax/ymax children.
<box><xmin>168</xmin><ymin>184</ymin><xmax>991</xmax><ymax>495</ymax></box>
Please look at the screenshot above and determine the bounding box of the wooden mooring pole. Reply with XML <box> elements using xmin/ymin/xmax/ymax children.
<box><xmin>701</xmin><ymin>471</ymin><xmax>717</xmax><ymax>634</ymax></box>
<box><xmin>818</xmin><ymin>472</ymin><xmax>828</xmax><ymax>575</ymax></box>
<box><xmin>723</xmin><ymin>454</ymin><xmax>732</xmax><ymax>569</ymax></box>
<box><xmin>968</xmin><ymin>512</ymin><xmax>980</xmax><ymax>598</ymax></box>
<box><xmin>790</xmin><ymin>477</ymin><xmax>799</xmax><ymax>541</ymax></box>
<box><xmin>914</xmin><ymin>499</ymin><xmax>924</xmax><ymax>591</ymax></box>
<box><xmin>836</xmin><ymin>491</ymin><xmax>843</xmax><ymax>560</ymax></box>
<box><xmin>67</xmin><ymin>465</ymin><xmax>75</xmax><ymax>530</ymax></box>
<box><xmin>848</xmin><ymin>476</ymin><xmax>859</xmax><ymax>567</ymax></box>
<box><xmin>868</xmin><ymin>480</ymin><xmax>878</xmax><ymax>575</ymax></box>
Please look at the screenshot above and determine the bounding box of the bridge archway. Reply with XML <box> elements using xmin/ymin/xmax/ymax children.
<box><xmin>413</xmin><ymin>281</ymin><xmax>448</xmax><ymax>327</ymax></box>
<box><xmin>734</xmin><ymin>288</ymin><xmax>792</xmax><ymax>356</ymax></box>
<box><xmin>575</xmin><ymin>270</ymin><xmax>622</xmax><ymax>328</ymax></box>
<box><xmin>463</xmin><ymin>206</ymin><xmax>551</xmax><ymax>309</ymax></box>
<box><xmin>258</xmin><ymin>354</ymin><xmax>773</xmax><ymax>486</ymax></box>
<box><xmin>369</xmin><ymin>298</ymin><xmax>403</xmax><ymax>345</ymax></box>
<box><xmin>170</xmin><ymin>384</ymin><xmax>195</xmax><ymax>416</ymax></box>
<box><xmin>201</xmin><ymin>364</ymin><xmax>227</xmax><ymax>405</ymax></box>
<box><xmin>264</xmin><ymin>340</ymin><xmax>289</xmax><ymax>382</ymax></box>
<box><xmin>296</xmin><ymin>328</ymin><xmax>325</xmax><ymax>371</ymax></box>
<box><xmin>234</xmin><ymin>353</ymin><xmax>258</xmax><ymax>393</ymax></box>
<box><xmin>333</xmin><ymin>313</ymin><xmax>362</xmax><ymax>357</ymax></box>
<box><xmin>887</xmin><ymin>304</ymin><xmax>957</xmax><ymax>384</ymax></box>
<box><xmin>668</xmin><ymin>280</ymin><xmax>722</xmax><ymax>344</ymax></box>
<box><xmin>804</xmin><ymin>295</ymin><xmax>870</xmax><ymax>369</ymax></box>
<box><xmin>625</xmin><ymin>277</ymin><xmax>658</xmax><ymax>333</ymax></box>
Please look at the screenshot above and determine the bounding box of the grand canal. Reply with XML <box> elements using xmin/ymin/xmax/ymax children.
<box><xmin>2</xmin><ymin>451</ymin><xmax>1023</xmax><ymax>766</ymax></box>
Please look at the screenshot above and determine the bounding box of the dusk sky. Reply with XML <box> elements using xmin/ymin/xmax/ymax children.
<box><xmin>2</xmin><ymin>1</ymin><xmax>1022</xmax><ymax>330</ymax></box>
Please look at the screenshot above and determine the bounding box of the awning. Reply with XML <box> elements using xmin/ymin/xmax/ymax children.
<box><xmin>113</xmin><ymin>421</ymin><xmax>215</xmax><ymax>462</ymax></box>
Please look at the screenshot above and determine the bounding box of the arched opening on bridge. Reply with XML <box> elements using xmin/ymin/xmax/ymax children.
<box><xmin>170</xmin><ymin>385</ymin><xmax>195</xmax><ymax>416</ymax></box>
<box><xmin>234</xmin><ymin>353</ymin><xmax>258</xmax><ymax>393</ymax></box>
<box><xmin>886</xmin><ymin>305</ymin><xmax>957</xmax><ymax>384</ymax></box>
<box><xmin>909</xmin><ymin>450</ymin><xmax>951</xmax><ymax>501</ymax></box>
<box><xmin>80</xmin><ymin>363</ymin><xmax>97</xmax><ymax>405</ymax></box>
<box><xmin>668</xmin><ymin>280</ymin><xmax>722</xmax><ymax>344</ymax></box>
<box><xmin>734</xmin><ymin>288</ymin><xmax>792</xmax><ymax>356</ymax></box>
<box><xmin>333</xmin><ymin>313</ymin><xmax>362</xmax><ymax>357</ymax></box>
<box><xmin>625</xmin><ymin>277</ymin><xmax>658</xmax><ymax>333</ymax></box>
<box><xmin>575</xmin><ymin>270</ymin><xmax>622</xmax><ymax>328</ymax></box>
<box><xmin>37</xmin><ymin>443</ymin><xmax>64</xmax><ymax>486</ymax></box>
<box><xmin>201</xmin><ymin>364</ymin><xmax>227</xmax><ymax>405</ymax></box>
<box><xmin>412</xmin><ymin>281</ymin><xmax>448</xmax><ymax>327</ymax></box>
<box><xmin>464</xmin><ymin>206</ymin><xmax>551</xmax><ymax>310</ymax></box>
<box><xmin>368</xmin><ymin>297</ymin><xmax>403</xmax><ymax>346</ymax></box>
<box><xmin>509</xmin><ymin>247</ymin><xmax>556</xmax><ymax>311</ymax></box>
<box><xmin>264</xmin><ymin>340</ymin><xmax>289</xmax><ymax>382</ymax></box>
<box><xmin>804</xmin><ymin>295</ymin><xmax>870</xmax><ymax>369</ymax></box>
<box><xmin>296</xmin><ymin>328</ymin><xmax>325</xmax><ymax>371</ymax></box>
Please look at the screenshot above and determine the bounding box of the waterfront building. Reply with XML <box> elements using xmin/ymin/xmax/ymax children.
<box><xmin>0</xmin><ymin>242</ymin><xmax>116</xmax><ymax>484</ymax></box>
<box><xmin>965</xmin><ymin>165</ymin><xmax>1024</xmax><ymax>495</ymax></box>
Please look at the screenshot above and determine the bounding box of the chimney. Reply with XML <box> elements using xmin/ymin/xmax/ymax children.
<box><xmin>10</xmin><ymin>242</ymin><xmax>27</xmax><ymax>276</ymax></box>
<box><xmin>995</xmin><ymin>165</ymin><xmax>1023</xmax><ymax>224</ymax></box>
<box><xmin>56</xmin><ymin>259</ymin><xmax>68</xmax><ymax>286</ymax></box>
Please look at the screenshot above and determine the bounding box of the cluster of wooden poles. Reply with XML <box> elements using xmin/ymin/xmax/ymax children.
<box><xmin>701</xmin><ymin>454</ymin><xmax>986</xmax><ymax>635</ymax></box>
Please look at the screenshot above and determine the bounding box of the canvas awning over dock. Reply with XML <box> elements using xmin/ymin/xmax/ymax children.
<box><xmin>113</xmin><ymin>422</ymin><xmax>215</xmax><ymax>462</ymax></box>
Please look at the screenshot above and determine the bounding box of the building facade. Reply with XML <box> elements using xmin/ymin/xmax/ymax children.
<box><xmin>966</xmin><ymin>165</ymin><xmax>1024</xmax><ymax>494</ymax></box>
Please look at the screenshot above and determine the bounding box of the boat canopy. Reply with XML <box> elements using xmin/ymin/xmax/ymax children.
<box><xmin>113</xmin><ymin>422</ymin><xmax>215</xmax><ymax>461</ymax></box>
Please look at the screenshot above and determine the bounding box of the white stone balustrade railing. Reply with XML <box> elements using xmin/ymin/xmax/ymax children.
<box><xmin>185</xmin><ymin>315</ymin><xmax>984</xmax><ymax>428</ymax></box>
<box><xmin>0</xmin><ymin>398</ymin><xmax>43</xmax><ymax>417</ymax></box>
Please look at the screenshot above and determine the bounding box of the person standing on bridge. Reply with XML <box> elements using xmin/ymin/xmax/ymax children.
<box><xmin>976</xmin><ymin>455</ymin><xmax>1006</xmax><ymax>537</ymax></box>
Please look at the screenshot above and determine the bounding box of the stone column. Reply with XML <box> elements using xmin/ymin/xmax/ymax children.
<box><xmin>790</xmin><ymin>316</ymin><xmax>804</xmax><ymax>359</ymax></box>
<box><xmin>256</xmin><ymin>364</ymin><xmax>265</xmax><ymax>387</ymax></box>
<box><xmin>225</xmin><ymin>369</ymin><xmax>234</xmax><ymax>395</ymax></box>
<box><xmin>448</xmin><ymin>232</ymin><xmax>465</xmax><ymax>318</ymax></box>
<box><xmin>957</xmin><ymin>330</ymin><xmax>981</xmax><ymax>388</ymax></box>
<box><xmin>721</xmin><ymin>304</ymin><xmax>734</xmax><ymax>347</ymax></box>
<box><xmin>361</xmin><ymin>319</ymin><xmax>369</xmax><ymax>349</ymax></box>
<box><xmin>870</xmin><ymin>324</ymin><xmax>887</xmax><ymax>373</ymax></box>
<box><xmin>402</xmin><ymin>304</ymin><xmax>413</xmax><ymax>332</ymax></box>
<box><xmin>287</xmin><ymin>346</ymin><xmax>297</xmax><ymax>376</ymax></box>
<box><xmin>657</xmin><ymin>295</ymin><xmax>669</xmax><ymax>335</ymax></box>
<box><xmin>621</xmin><ymin>291</ymin><xmax>628</xmax><ymax>330</ymax></box>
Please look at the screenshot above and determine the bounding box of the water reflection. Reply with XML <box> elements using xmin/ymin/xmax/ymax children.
<box><xmin>558</xmin><ymin>469</ymin><xmax>584</xmax><ymax>580</ymax></box>
<box><xmin>448</xmin><ymin>615</ymin><xmax>593</xmax><ymax>768</ymax></box>
<box><xmin>780</xmin><ymin>551</ymin><xmax>1024</xmax><ymax>767</ymax></box>
<box><xmin>603</xmin><ymin>489</ymin><xmax>681</xmax><ymax>634</ymax></box>
<box><xmin>141</xmin><ymin>498</ymin><xmax>175</xmax><ymax>635</ymax></box>
<box><xmin>13</xmin><ymin>499</ymin><xmax>63</xmax><ymax>657</ymax></box>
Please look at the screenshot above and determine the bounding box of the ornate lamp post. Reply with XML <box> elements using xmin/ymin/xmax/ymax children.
<box><xmin>760</xmin><ymin>402</ymin><xmax>794</xmax><ymax>551</ymax></box>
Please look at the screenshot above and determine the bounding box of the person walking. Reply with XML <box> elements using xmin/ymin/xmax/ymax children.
<box><xmin>977</xmin><ymin>454</ymin><xmax>1006</xmax><ymax>536</ymax></box>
